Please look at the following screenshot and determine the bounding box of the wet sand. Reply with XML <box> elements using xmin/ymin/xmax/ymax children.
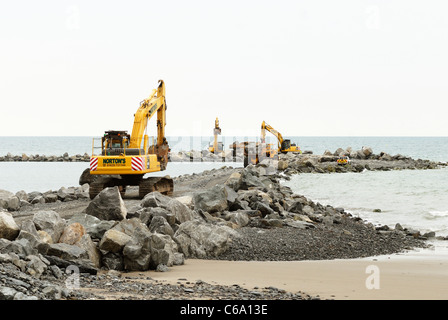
<box><xmin>145</xmin><ymin>244</ymin><xmax>448</xmax><ymax>300</ymax></box>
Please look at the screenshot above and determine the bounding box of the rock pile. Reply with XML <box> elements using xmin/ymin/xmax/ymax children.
<box><xmin>0</xmin><ymin>150</ymin><xmax>242</xmax><ymax>163</ymax></box>
<box><xmin>0</xmin><ymin>153</ymin><xmax>91</xmax><ymax>162</ymax></box>
<box><xmin>276</xmin><ymin>146</ymin><xmax>447</xmax><ymax>175</ymax></box>
<box><xmin>0</xmin><ymin>185</ymin><xmax>90</xmax><ymax>211</ymax></box>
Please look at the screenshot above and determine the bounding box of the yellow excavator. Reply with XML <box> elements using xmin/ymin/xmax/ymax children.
<box><xmin>88</xmin><ymin>80</ymin><xmax>173</xmax><ymax>199</ymax></box>
<box><xmin>260</xmin><ymin>121</ymin><xmax>301</xmax><ymax>154</ymax></box>
<box><xmin>208</xmin><ymin>117</ymin><xmax>223</xmax><ymax>154</ymax></box>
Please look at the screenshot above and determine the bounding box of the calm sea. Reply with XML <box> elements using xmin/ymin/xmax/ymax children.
<box><xmin>1</xmin><ymin>136</ymin><xmax>447</xmax><ymax>162</ymax></box>
<box><xmin>1</xmin><ymin>136</ymin><xmax>448</xmax><ymax>250</ymax></box>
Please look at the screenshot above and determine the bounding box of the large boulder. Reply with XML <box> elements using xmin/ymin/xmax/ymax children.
<box><xmin>112</xmin><ymin>218</ymin><xmax>152</xmax><ymax>245</ymax></box>
<box><xmin>141</xmin><ymin>191</ymin><xmax>172</xmax><ymax>208</ymax></box>
<box><xmin>0</xmin><ymin>190</ymin><xmax>14</xmax><ymax>210</ymax></box>
<box><xmin>32</xmin><ymin>211</ymin><xmax>66</xmax><ymax>243</ymax></box>
<box><xmin>250</xmin><ymin>201</ymin><xmax>275</xmax><ymax>217</ymax></box>
<box><xmin>148</xmin><ymin>216</ymin><xmax>174</xmax><ymax>237</ymax></box>
<box><xmin>24</xmin><ymin>254</ymin><xmax>48</xmax><ymax>278</ymax></box>
<box><xmin>43</xmin><ymin>243</ymin><xmax>89</xmax><ymax>261</ymax></box>
<box><xmin>122</xmin><ymin>241</ymin><xmax>151</xmax><ymax>271</ymax></box>
<box><xmin>149</xmin><ymin>233</ymin><xmax>180</xmax><ymax>269</ymax></box>
<box><xmin>193</xmin><ymin>185</ymin><xmax>229</xmax><ymax>213</ymax></box>
<box><xmin>33</xmin><ymin>210</ymin><xmax>66</xmax><ymax>243</ymax></box>
<box><xmin>85</xmin><ymin>187</ymin><xmax>127</xmax><ymax>221</ymax></box>
<box><xmin>175</xmin><ymin>195</ymin><xmax>193</xmax><ymax>209</ymax></box>
<box><xmin>101</xmin><ymin>252</ymin><xmax>124</xmax><ymax>271</ymax></box>
<box><xmin>6</xmin><ymin>196</ymin><xmax>20</xmax><ymax>211</ymax></box>
<box><xmin>174</xmin><ymin>219</ymin><xmax>239</xmax><ymax>258</ymax></box>
<box><xmin>362</xmin><ymin>146</ymin><xmax>373</xmax><ymax>157</ymax></box>
<box><xmin>0</xmin><ymin>211</ymin><xmax>20</xmax><ymax>240</ymax></box>
<box><xmin>58</xmin><ymin>223</ymin><xmax>86</xmax><ymax>245</ymax></box>
<box><xmin>334</xmin><ymin>148</ymin><xmax>345</xmax><ymax>156</ymax></box>
<box><xmin>2</xmin><ymin>238</ymin><xmax>37</xmax><ymax>256</ymax></box>
<box><xmin>165</xmin><ymin>198</ymin><xmax>196</xmax><ymax>224</ymax></box>
<box><xmin>225</xmin><ymin>211</ymin><xmax>250</xmax><ymax>227</ymax></box>
<box><xmin>15</xmin><ymin>221</ymin><xmax>45</xmax><ymax>253</ymax></box>
<box><xmin>237</xmin><ymin>169</ymin><xmax>272</xmax><ymax>191</ymax></box>
<box><xmin>99</xmin><ymin>229</ymin><xmax>132</xmax><ymax>253</ymax></box>
<box><xmin>141</xmin><ymin>192</ymin><xmax>195</xmax><ymax>224</ymax></box>
<box><xmin>79</xmin><ymin>168</ymin><xmax>92</xmax><ymax>185</ymax></box>
<box><xmin>67</xmin><ymin>212</ymin><xmax>117</xmax><ymax>240</ymax></box>
<box><xmin>113</xmin><ymin>218</ymin><xmax>153</xmax><ymax>271</ymax></box>
<box><xmin>139</xmin><ymin>207</ymin><xmax>176</xmax><ymax>227</ymax></box>
<box><xmin>277</xmin><ymin>160</ymin><xmax>289</xmax><ymax>171</ymax></box>
<box><xmin>224</xmin><ymin>172</ymin><xmax>242</xmax><ymax>191</ymax></box>
<box><xmin>75</xmin><ymin>234</ymin><xmax>102</xmax><ymax>268</ymax></box>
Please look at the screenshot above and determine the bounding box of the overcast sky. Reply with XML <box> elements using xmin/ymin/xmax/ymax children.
<box><xmin>1</xmin><ymin>0</ymin><xmax>447</xmax><ymax>137</ymax></box>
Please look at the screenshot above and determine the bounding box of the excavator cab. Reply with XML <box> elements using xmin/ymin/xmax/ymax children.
<box><xmin>101</xmin><ymin>130</ymin><xmax>145</xmax><ymax>156</ymax></box>
<box><xmin>102</xmin><ymin>131</ymin><xmax>129</xmax><ymax>151</ymax></box>
<box><xmin>281</xmin><ymin>139</ymin><xmax>291</xmax><ymax>151</ymax></box>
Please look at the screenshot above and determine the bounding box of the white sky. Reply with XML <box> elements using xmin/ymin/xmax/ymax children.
<box><xmin>0</xmin><ymin>0</ymin><xmax>447</xmax><ymax>137</ymax></box>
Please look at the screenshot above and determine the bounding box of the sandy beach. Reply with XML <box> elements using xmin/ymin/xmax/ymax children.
<box><xmin>144</xmin><ymin>243</ymin><xmax>448</xmax><ymax>300</ymax></box>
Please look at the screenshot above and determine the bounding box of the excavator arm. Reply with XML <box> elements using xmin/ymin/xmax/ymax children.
<box><xmin>261</xmin><ymin>121</ymin><xmax>284</xmax><ymax>150</ymax></box>
<box><xmin>129</xmin><ymin>80</ymin><xmax>167</xmax><ymax>149</ymax></box>
<box><xmin>129</xmin><ymin>80</ymin><xmax>169</xmax><ymax>169</ymax></box>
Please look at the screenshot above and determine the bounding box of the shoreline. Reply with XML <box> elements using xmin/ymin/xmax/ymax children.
<box><xmin>144</xmin><ymin>244</ymin><xmax>448</xmax><ymax>300</ymax></box>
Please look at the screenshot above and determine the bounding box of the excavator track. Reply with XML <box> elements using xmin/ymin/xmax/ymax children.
<box><xmin>89</xmin><ymin>176</ymin><xmax>173</xmax><ymax>200</ymax></box>
<box><xmin>89</xmin><ymin>181</ymin><xmax>106</xmax><ymax>200</ymax></box>
<box><xmin>88</xmin><ymin>177</ymin><xmax>128</xmax><ymax>200</ymax></box>
<box><xmin>139</xmin><ymin>176</ymin><xmax>174</xmax><ymax>198</ymax></box>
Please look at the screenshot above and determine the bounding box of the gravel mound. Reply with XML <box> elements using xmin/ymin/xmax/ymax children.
<box><xmin>211</xmin><ymin>216</ymin><xmax>427</xmax><ymax>262</ymax></box>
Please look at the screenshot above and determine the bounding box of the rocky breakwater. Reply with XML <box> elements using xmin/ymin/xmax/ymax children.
<box><xmin>0</xmin><ymin>185</ymin><xmax>90</xmax><ymax>212</ymax></box>
<box><xmin>1</xmin><ymin>149</ymin><xmax>241</xmax><ymax>163</ymax></box>
<box><xmin>276</xmin><ymin>146</ymin><xmax>447</xmax><ymax>175</ymax></box>
<box><xmin>0</xmin><ymin>152</ymin><xmax>90</xmax><ymax>162</ymax></box>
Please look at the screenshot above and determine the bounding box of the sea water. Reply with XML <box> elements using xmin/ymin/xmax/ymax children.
<box><xmin>282</xmin><ymin>167</ymin><xmax>448</xmax><ymax>237</ymax></box>
<box><xmin>1</xmin><ymin>136</ymin><xmax>447</xmax><ymax>162</ymax></box>
<box><xmin>0</xmin><ymin>161</ymin><xmax>242</xmax><ymax>194</ymax></box>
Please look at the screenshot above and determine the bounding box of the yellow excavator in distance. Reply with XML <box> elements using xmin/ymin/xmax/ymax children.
<box><xmin>88</xmin><ymin>80</ymin><xmax>173</xmax><ymax>199</ymax></box>
<box><xmin>261</xmin><ymin>121</ymin><xmax>301</xmax><ymax>154</ymax></box>
<box><xmin>208</xmin><ymin>117</ymin><xmax>224</xmax><ymax>154</ymax></box>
